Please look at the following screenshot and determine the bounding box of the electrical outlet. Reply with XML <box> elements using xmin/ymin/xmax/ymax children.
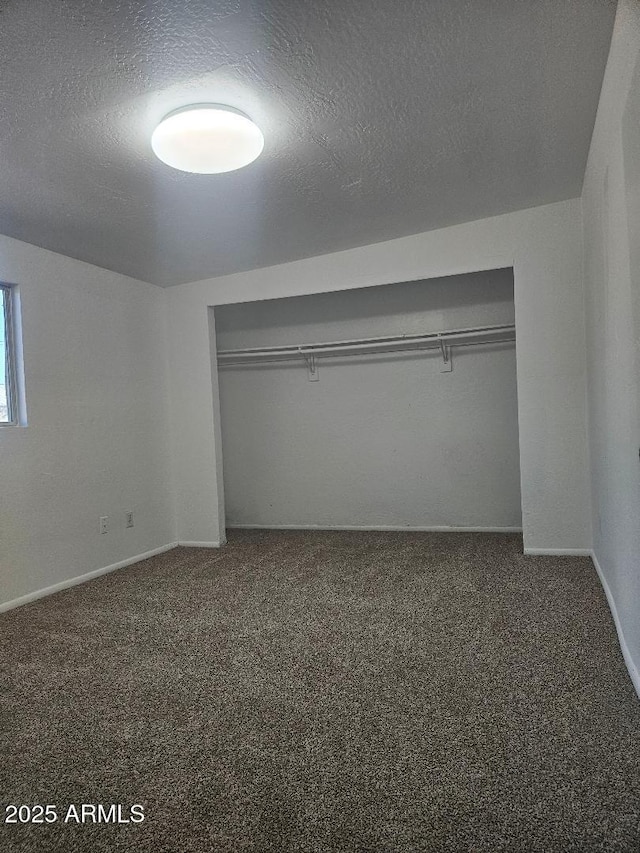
<box><xmin>125</xmin><ymin>511</ymin><xmax>134</xmax><ymax>529</ymax></box>
<box><xmin>100</xmin><ymin>516</ymin><xmax>109</xmax><ymax>534</ymax></box>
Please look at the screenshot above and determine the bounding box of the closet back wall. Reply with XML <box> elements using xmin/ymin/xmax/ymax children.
<box><xmin>215</xmin><ymin>269</ymin><xmax>521</xmax><ymax>530</ymax></box>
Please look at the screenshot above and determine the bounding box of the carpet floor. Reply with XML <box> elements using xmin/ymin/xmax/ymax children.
<box><xmin>0</xmin><ymin>530</ymin><xmax>639</xmax><ymax>852</ymax></box>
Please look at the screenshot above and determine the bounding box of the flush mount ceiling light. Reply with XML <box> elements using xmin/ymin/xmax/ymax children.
<box><xmin>151</xmin><ymin>105</ymin><xmax>264</xmax><ymax>174</ymax></box>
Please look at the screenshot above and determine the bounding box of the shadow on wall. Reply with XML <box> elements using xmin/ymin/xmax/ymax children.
<box><xmin>214</xmin><ymin>268</ymin><xmax>515</xmax><ymax>349</ymax></box>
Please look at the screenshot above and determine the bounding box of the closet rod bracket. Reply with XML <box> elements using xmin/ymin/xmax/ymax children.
<box><xmin>300</xmin><ymin>350</ymin><xmax>319</xmax><ymax>382</ymax></box>
<box><xmin>438</xmin><ymin>336</ymin><xmax>452</xmax><ymax>373</ymax></box>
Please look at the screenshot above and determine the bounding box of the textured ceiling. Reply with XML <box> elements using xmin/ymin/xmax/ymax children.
<box><xmin>0</xmin><ymin>0</ymin><xmax>617</xmax><ymax>286</ymax></box>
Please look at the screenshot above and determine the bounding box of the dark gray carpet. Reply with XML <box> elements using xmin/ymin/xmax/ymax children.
<box><xmin>1</xmin><ymin>530</ymin><xmax>639</xmax><ymax>852</ymax></box>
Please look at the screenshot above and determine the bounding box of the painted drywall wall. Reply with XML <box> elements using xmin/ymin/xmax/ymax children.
<box><xmin>166</xmin><ymin>197</ymin><xmax>590</xmax><ymax>553</ymax></box>
<box><xmin>0</xmin><ymin>235</ymin><xmax>175</xmax><ymax>608</ymax></box>
<box><xmin>215</xmin><ymin>271</ymin><xmax>521</xmax><ymax>530</ymax></box>
<box><xmin>582</xmin><ymin>0</ymin><xmax>640</xmax><ymax>692</ymax></box>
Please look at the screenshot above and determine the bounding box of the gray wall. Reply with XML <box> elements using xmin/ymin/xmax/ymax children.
<box><xmin>582</xmin><ymin>0</ymin><xmax>640</xmax><ymax>692</ymax></box>
<box><xmin>214</xmin><ymin>269</ymin><xmax>521</xmax><ymax>530</ymax></box>
<box><xmin>0</xmin><ymin>235</ymin><xmax>175</xmax><ymax>609</ymax></box>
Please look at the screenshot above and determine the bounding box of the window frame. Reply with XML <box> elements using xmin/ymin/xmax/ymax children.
<box><xmin>0</xmin><ymin>283</ymin><xmax>19</xmax><ymax>427</ymax></box>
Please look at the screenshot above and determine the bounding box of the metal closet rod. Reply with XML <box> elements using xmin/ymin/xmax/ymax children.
<box><xmin>216</xmin><ymin>323</ymin><xmax>516</xmax><ymax>364</ymax></box>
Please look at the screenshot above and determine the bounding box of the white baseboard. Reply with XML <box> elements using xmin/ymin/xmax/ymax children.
<box><xmin>0</xmin><ymin>542</ymin><xmax>178</xmax><ymax>614</ymax></box>
<box><xmin>227</xmin><ymin>524</ymin><xmax>522</xmax><ymax>533</ymax></box>
<box><xmin>590</xmin><ymin>550</ymin><xmax>640</xmax><ymax>699</ymax></box>
<box><xmin>178</xmin><ymin>540</ymin><xmax>223</xmax><ymax>548</ymax></box>
<box><xmin>524</xmin><ymin>547</ymin><xmax>592</xmax><ymax>556</ymax></box>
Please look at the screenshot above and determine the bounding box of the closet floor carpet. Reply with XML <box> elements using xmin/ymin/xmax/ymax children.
<box><xmin>1</xmin><ymin>530</ymin><xmax>639</xmax><ymax>853</ymax></box>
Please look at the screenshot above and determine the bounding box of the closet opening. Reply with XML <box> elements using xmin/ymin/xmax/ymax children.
<box><xmin>212</xmin><ymin>268</ymin><xmax>521</xmax><ymax>534</ymax></box>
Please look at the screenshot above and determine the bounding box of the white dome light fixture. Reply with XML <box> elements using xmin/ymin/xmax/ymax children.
<box><xmin>151</xmin><ymin>105</ymin><xmax>264</xmax><ymax>174</ymax></box>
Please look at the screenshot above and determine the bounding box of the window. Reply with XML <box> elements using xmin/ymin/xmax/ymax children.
<box><xmin>0</xmin><ymin>284</ymin><xmax>18</xmax><ymax>425</ymax></box>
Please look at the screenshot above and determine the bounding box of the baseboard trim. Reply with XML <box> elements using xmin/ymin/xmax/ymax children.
<box><xmin>523</xmin><ymin>547</ymin><xmax>592</xmax><ymax>556</ymax></box>
<box><xmin>590</xmin><ymin>550</ymin><xmax>640</xmax><ymax>699</ymax></box>
<box><xmin>0</xmin><ymin>542</ymin><xmax>179</xmax><ymax>615</ymax></box>
<box><xmin>178</xmin><ymin>540</ymin><xmax>223</xmax><ymax>548</ymax></box>
<box><xmin>227</xmin><ymin>524</ymin><xmax>522</xmax><ymax>533</ymax></box>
